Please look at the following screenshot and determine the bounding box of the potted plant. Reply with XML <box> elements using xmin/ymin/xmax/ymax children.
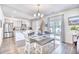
<box><xmin>71</xmin><ymin>25</ymin><xmax>78</xmax><ymax>31</ymax></box>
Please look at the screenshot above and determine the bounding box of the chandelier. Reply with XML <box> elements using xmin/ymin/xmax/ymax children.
<box><xmin>34</xmin><ymin>4</ymin><xmax>44</xmax><ymax>18</ymax></box>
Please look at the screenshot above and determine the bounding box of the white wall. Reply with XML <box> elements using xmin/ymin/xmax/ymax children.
<box><xmin>32</xmin><ymin>20</ymin><xmax>41</xmax><ymax>32</ymax></box>
<box><xmin>0</xmin><ymin>6</ymin><xmax>4</xmax><ymax>46</ymax></box>
<box><xmin>47</xmin><ymin>8</ymin><xmax>79</xmax><ymax>44</ymax></box>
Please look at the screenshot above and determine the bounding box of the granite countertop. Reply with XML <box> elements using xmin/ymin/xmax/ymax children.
<box><xmin>29</xmin><ymin>36</ymin><xmax>54</xmax><ymax>46</ymax></box>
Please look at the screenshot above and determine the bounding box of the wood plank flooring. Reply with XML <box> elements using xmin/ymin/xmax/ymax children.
<box><xmin>0</xmin><ymin>38</ymin><xmax>77</xmax><ymax>54</ymax></box>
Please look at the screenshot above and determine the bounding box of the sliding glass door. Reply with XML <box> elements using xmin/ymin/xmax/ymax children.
<box><xmin>48</xmin><ymin>15</ymin><xmax>64</xmax><ymax>42</ymax></box>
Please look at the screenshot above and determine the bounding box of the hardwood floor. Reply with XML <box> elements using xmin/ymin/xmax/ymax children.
<box><xmin>0</xmin><ymin>38</ymin><xmax>77</xmax><ymax>54</ymax></box>
<box><xmin>52</xmin><ymin>43</ymin><xmax>76</xmax><ymax>54</ymax></box>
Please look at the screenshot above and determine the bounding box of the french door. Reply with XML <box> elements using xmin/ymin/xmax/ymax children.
<box><xmin>48</xmin><ymin>15</ymin><xmax>65</xmax><ymax>42</ymax></box>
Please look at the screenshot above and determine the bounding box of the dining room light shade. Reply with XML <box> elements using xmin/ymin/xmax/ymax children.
<box><xmin>34</xmin><ymin>13</ymin><xmax>44</xmax><ymax>18</ymax></box>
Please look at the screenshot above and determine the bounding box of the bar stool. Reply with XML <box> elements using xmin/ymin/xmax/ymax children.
<box><xmin>23</xmin><ymin>32</ymin><xmax>37</xmax><ymax>54</ymax></box>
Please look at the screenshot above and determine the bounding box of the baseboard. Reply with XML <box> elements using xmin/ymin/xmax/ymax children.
<box><xmin>62</xmin><ymin>41</ymin><xmax>73</xmax><ymax>45</ymax></box>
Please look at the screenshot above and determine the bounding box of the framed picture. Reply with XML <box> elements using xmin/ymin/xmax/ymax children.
<box><xmin>68</xmin><ymin>16</ymin><xmax>79</xmax><ymax>25</ymax></box>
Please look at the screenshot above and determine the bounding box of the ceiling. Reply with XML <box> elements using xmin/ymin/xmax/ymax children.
<box><xmin>0</xmin><ymin>4</ymin><xmax>79</xmax><ymax>20</ymax></box>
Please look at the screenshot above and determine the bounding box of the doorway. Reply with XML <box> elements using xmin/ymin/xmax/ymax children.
<box><xmin>48</xmin><ymin>15</ymin><xmax>65</xmax><ymax>44</ymax></box>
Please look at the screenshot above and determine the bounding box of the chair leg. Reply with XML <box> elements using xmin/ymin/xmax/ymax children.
<box><xmin>24</xmin><ymin>46</ymin><xmax>27</xmax><ymax>53</ymax></box>
<box><xmin>25</xmin><ymin>42</ymin><xmax>31</xmax><ymax>54</ymax></box>
<box><xmin>40</xmin><ymin>46</ymin><xmax>43</xmax><ymax>54</ymax></box>
<box><xmin>34</xmin><ymin>43</ymin><xmax>37</xmax><ymax>54</ymax></box>
<box><xmin>27</xmin><ymin>43</ymin><xmax>31</xmax><ymax>54</ymax></box>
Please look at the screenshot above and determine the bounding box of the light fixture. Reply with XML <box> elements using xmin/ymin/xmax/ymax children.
<box><xmin>34</xmin><ymin>4</ymin><xmax>44</xmax><ymax>18</ymax></box>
